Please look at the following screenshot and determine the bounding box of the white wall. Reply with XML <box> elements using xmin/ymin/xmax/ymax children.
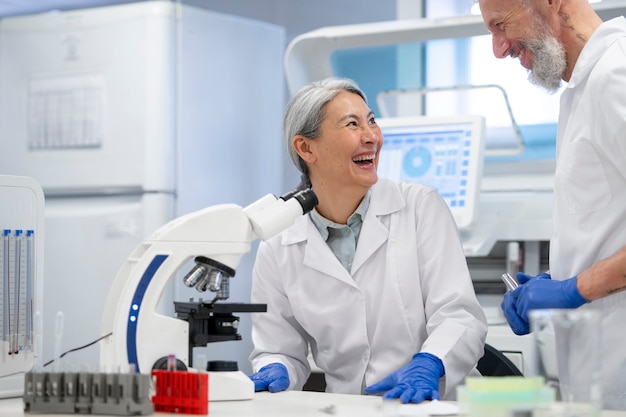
<box><xmin>180</xmin><ymin>0</ymin><xmax>398</xmax><ymax>190</ymax></box>
<box><xmin>185</xmin><ymin>0</ymin><xmax>398</xmax><ymax>44</ymax></box>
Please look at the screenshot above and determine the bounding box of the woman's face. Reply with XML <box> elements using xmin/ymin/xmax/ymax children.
<box><xmin>308</xmin><ymin>90</ymin><xmax>383</xmax><ymax>192</ymax></box>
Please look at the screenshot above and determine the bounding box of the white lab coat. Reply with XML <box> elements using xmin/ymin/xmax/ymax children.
<box><xmin>553</xmin><ymin>17</ymin><xmax>626</xmax><ymax>410</ymax></box>
<box><xmin>249</xmin><ymin>179</ymin><xmax>487</xmax><ymax>399</ymax></box>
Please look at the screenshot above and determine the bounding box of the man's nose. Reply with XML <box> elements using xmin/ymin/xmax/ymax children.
<box><xmin>492</xmin><ymin>33</ymin><xmax>510</xmax><ymax>59</ymax></box>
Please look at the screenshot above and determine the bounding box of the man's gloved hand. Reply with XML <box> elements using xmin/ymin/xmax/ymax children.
<box><xmin>502</xmin><ymin>273</ymin><xmax>589</xmax><ymax>335</ymax></box>
<box><xmin>364</xmin><ymin>352</ymin><xmax>444</xmax><ymax>404</ymax></box>
<box><xmin>516</xmin><ymin>271</ymin><xmax>551</xmax><ymax>285</ymax></box>
<box><xmin>249</xmin><ymin>363</ymin><xmax>289</xmax><ymax>393</ymax></box>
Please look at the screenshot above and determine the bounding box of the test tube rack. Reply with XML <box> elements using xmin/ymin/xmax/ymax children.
<box><xmin>151</xmin><ymin>370</ymin><xmax>208</xmax><ymax>415</ymax></box>
<box><xmin>23</xmin><ymin>371</ymin><xmax>153</xmax><ymax>415</ymax></box>
<box><xmin>0</xmin><ymin>175</ymin><xmax>45</xmax><ymax>398</ymax></box>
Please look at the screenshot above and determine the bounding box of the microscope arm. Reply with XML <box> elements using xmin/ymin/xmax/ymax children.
<box><xmin>99</xmin><ymin>190</ymin><xmax>317</xmax><ymax>374</ymax></box>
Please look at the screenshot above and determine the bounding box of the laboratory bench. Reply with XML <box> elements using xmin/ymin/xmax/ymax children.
<box><xmin>3</xmin><ymin>391</ymin><xmax>626</xmax><ymax>417</ymax></box>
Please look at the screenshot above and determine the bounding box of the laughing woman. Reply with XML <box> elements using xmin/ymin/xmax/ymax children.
<box><xmin>248</xmin><ymin>77</ymin><xmax>487</xmax><ymax>403</ymax></box>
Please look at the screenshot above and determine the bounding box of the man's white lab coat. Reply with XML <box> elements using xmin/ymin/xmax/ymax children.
<box><xmin>553</xmin><ymin>16</ymin><xmax>626</xmax><ymax>410</ymax></box>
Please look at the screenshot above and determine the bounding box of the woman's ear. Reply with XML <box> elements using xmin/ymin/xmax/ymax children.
<box><xmin>293</xmin><ymin>135</ymin><xmax>316</xmax><ymax>164</ymax></box>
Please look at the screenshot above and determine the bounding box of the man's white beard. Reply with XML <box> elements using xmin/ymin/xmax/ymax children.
<box><xmin>523</xmin><ymin>34</ymin><xmax>567</xmax><ymax>94</ymax></box>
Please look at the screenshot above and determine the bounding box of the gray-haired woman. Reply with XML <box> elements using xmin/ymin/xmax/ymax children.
<box><xmin>248</xmin><ymin>77</ymin><xmax>487</xmax><ymax>403</ymax></box>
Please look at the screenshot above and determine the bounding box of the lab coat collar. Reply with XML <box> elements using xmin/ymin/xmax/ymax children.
<box><xmin>281</xmin><ymin>179</ymin><xmax>403</xmax><ymax>245</ymax></box>
<box><xmin>350</xmin><ymin>179</ymin><xmax>404</xmax><ymax>275</ymax></box>
<box><xmin>279</xmin><ymin>179</ymin><xmax>405</xmax><ymax>280</ymax></box>
<box><xmin>366</xmin><ymin>178</ymin><xmax>405</xmax><ymax>215</ymax></box>
<box><xmin>280</xmin><ymin>215</ymin><xmax>354</xmax><ymax>284</ymax></box>
<box><xmin>568</xmin><ymin>16</ymin><xmax>626</xmax><ymax>89</ymax></box>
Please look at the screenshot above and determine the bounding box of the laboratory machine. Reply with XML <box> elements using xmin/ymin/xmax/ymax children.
<box><xmin>0</xmin><ymin>1</ymin><xmax>286</xmax><ymax>376</ymax></box>
<box><xmin>0</xmin><ymin>175</ymin><xmax>44</xmax><ymax>398</ymax></box>
<box><xmin>99</xmin><ymin>187</ymin><xmax>318</xmax><ymax>400</ymax></box>
<box><xmin>376</xmin><ymin>115</ymin><xmax>486</xmax><ymax>230</ymax></box>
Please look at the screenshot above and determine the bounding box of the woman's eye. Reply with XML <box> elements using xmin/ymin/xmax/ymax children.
<box><xmin>496</xmin><ymin>22</ymin><xmax>504</xmax><ymax>31</ymax></box>
<box><xmin>369</xmin><ymin>117</ymin><xmax>377</xmax><ymax>125</ymax></box>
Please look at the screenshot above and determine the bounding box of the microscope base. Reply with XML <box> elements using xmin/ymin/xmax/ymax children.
<box><xmin>208</xmin><ymin>370</ymin><xmax>254</xmax><ymax>401</ymax></box>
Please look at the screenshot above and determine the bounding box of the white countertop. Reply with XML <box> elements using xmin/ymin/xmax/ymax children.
<box><xmin>3</xmin><ymin>391</ymin><xmax>626</xmax><ymax>417</ymax></box>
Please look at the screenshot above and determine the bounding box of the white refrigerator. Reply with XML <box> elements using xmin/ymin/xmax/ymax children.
<box><xmin>0</xmin><ymin>0</ymin><xmax>285</xmax><ymax>378</ymax></box>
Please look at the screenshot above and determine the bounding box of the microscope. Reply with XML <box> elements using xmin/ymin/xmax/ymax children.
<box><xmin>98</xmin><ymin>188</ymin><xmax>317</xmax><ymax>395</ymax></box>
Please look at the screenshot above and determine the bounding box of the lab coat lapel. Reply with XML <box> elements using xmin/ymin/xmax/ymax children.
<box><xmin>350</xmin><ymin>180</ymin><xmax>403</xmax><ymax>276</ymax></box>
<box><xmin>304</xmin><ymin>231</ymin><xmax>354</xmax><ymax>285</ymax></box>
<box><xmin>350</xmin><ymin>213</ymin><xmax>387</xmax><ymax>276</ymax></box>
<box><xmin>285</xmin><ymin>214</ymin><xmax>356</xmax><ymax>286</ymax></box>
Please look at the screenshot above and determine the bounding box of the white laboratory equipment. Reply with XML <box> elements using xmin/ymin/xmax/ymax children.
<box><xmin>99</xmin><ymin>188</ymin><xmax>317</xmax><ymax>401</ymax></box>
<box><xmin>0</xmin><ymin>175</ymin><xmax>44</xmax><ymax>398</ymax></box>
<box><xmin>0</xmin><ymin>1</ymin><xmax>285</xmax><ymax>374</ymax></box>
<box><xmin>376</xmin><ymin>115</ymin><xmax>486</xmax><ymax>230</ymax></box>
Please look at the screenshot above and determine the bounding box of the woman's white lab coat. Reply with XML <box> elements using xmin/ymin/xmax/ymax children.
<box><xmin>553</xmin><ymin>17</ymin><xmax>626</xmax><ymax>410</ymax></box>
<box><xmin>249</xmin><ymin>179</ymin><xmax>487</xmax><ymax>399</ymax></box>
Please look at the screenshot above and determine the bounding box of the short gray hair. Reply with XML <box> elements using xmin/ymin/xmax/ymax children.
<box><xmin>284</xmin><ymin>77</ymin><xmax>367</xmax><ymax>188</ymax></box>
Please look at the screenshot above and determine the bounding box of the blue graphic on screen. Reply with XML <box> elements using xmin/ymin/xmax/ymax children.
<box><xmin>378</xmin><ymin>123</ymin><xmax>474</xmax><ymax>209</ymax></box>
<box><xmin>402</xmin><ymin>146</ymin><xmax>432</xmax><ymax>177</ymax></box>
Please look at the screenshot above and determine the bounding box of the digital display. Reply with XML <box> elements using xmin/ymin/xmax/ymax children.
<box><xmin>378</xmin><ymin>123</ymin><xmax>473</xmax><ymax>208</ymax></box>
<box><xmin>376</xmin><ymin>116</ymin><xmax>485</xmax><ymax>229</ymax></box>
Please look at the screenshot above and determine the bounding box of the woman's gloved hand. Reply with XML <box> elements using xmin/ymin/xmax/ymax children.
<box><xmin>249</xmin><ymin>363</ymin><xmax>290</xmax><ymax>393</ymax></box>
<box><xmin>502</xmin><ymin>273</ymin><xmax>589</xmax><ymax>335</ymax></box>
<box><xmin>364</xmin><ymin>352</ymin><xmax>444</xmax><ymax>403</ymax></box>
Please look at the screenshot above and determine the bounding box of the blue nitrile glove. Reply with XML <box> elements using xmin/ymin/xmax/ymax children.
<box><xmin>501</xmin><ymin>273</ymin><xmax>588</xmax><ymax>335</ymax></box>
<box><xmin>364</xmin><ymin>352</ymin><xmax>444</xmax><ymax>404</ymax></box>
<box><xmin>516</xmin><ymin>271</ymin><xmax>551</xmax><ymax>285</ymax></box>
<box><xmin>249</xmin><ymin>363</ymin><xmax>290</xmax><ymax>393</ymax></box>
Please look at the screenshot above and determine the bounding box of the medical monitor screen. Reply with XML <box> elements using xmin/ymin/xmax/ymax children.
<box><xmin>376</xmin><ymin>115</ymin><xmax>486</xmax><ymax>229</ymax></box>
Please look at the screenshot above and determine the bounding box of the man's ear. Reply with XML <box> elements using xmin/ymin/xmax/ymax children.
<box><xmin>293</xmin><ymin>135</ymin><xmax>316</xmax><ymax>163</ymax></box>
<box><xmin>546</xmin><ymin>0</ymin><xmax>562</xmax><ymax>12</ymax></box>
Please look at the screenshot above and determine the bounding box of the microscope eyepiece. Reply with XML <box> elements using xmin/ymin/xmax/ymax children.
<box><xmin>279</xmin><ymin>189</ymin><xmax>299</xmax><ymax>201</ymax></box>
<box><xmin>281</xmin><ymin>188</ymin><xmax>317</xmax><ymax>215</ymax></box>
<box><xmin>293</xmin><ymin>188</ymin><xmax>318</xmax><ymax>214</ymax></box>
